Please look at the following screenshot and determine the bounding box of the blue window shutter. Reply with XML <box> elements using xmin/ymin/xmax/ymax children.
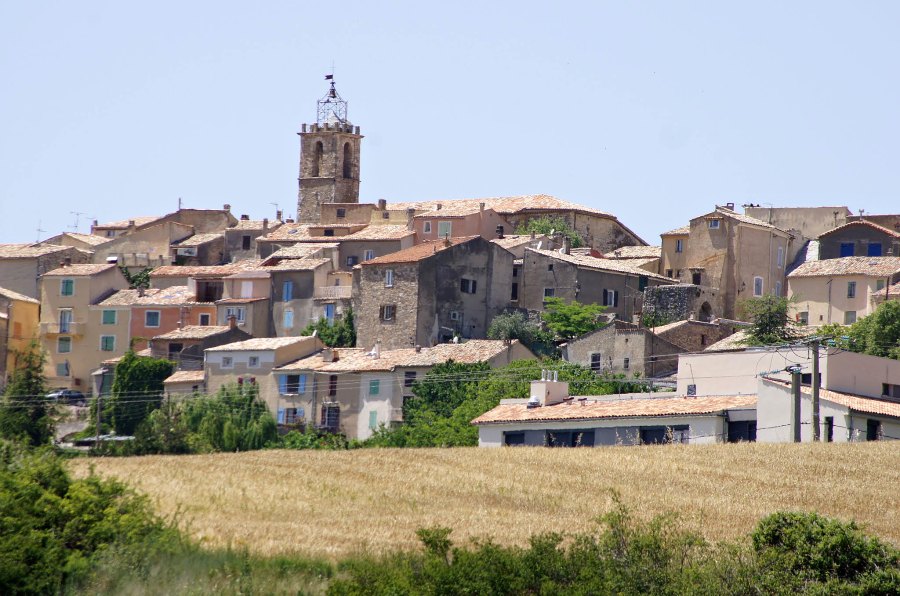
<box><xmin>277</xmin><ymin>408</ymin><xmax>285</xmax><ymax>424</ymax></box>
<box><xmin>840</xmin><ymin>242</ymin><xmax>854</xmax><ymax>257</ymax></box>
<box><xmin>283</xmin><ymin>281</ymin><xmax>293</xmax><ymax>301</ymax></box>
<box><xmin>868</xmin><ymin>243</ymin><xmax>882</xmax><ymax>256</ymax></box>
<box><xmin>277</xmin><ymin>376</ymin><xmax>287</xmax><ymax>394</ymax></box>
<box><xmin>299</xmin><ymin>375</ymin><xmax>307</xmax><ymax>394</ymax></box>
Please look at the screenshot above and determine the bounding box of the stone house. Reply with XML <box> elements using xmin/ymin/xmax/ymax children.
<box><xmin>353</xmin><ymin>236</ymin><xmax>516</xmax><ymax>350</ymax></box>
<box><xmin>215</xmin><ymin>269</ymin><xmax>272</xmax><ymax>337</ymax></box>
<box><xmin>0</xmin><ymin>287</ymin><xmax>40</xmax><ymax>388</ymax></box>
<box><xmin>817</xmin><ymin>220</ymin><xmax>900</xmax><ymax>260</ymax></box>
<box><xmin>268</xmin><ymin>258</ymin><xmax>349</xmax><ymax>335</ymax></box>
<box><xmin>39</xmin><ymin>264</ymin><xmax>129</xmax><ymax>391</ymax></box>
<box><xmin>89</xmin><ymin>220</ymin><xmax>195</xmax><ymax>268</ymax></box>
<box><xmin>603</xmin><ymin>245</ymin><xmax>661</xmax><ymax>274</ymax></box>
<box><xmin>96</xmin><ymin>286</ymin><xmax>218</xmax><ymax>352</ymax></box>
<box><xmin>150</xmin><ymin>323</ymin><xmax>251</xmax><ymax>371</ymax></box>
<box><xmin>658</xmin><ymin>206</ymin><xmax>793</xmax><ymax>320</ymax></box>
<box><xmin>256</xmin><ymin>223</ymin><xmax>415</xmax><ymax>269</ymax></box>
<box><xmin>744</xmin><ymin>206</ymin><xmax>851</xmax><ymax>244</ymax></box>
<box><xmin>412</xmin><ymin>204</ymin><xmax>508</xmax><ymax>243</ymax></box>
<box><xmin>650</xmin><ymin>319</ymin><xmax>738</xmax><ymax>353</ymax></box>
<box><xmin>786</xmin><ymin>257</ymin><xmax>900</xmax><ymax>326</ymax></box>
<box><xmin>163</xmin><ymin>370</ymin><xmax>207</xmax><ymax>397</ymax></box>
<box><xmin>659</xmin><ymin>225</ymin><xmax>689</xmax><ymax>279</ymax></box>
<box><xmin>561</xmin><ymin>320</ymin><xmax>683</xmax><ymax>378</ymax></box>
<box><xmin>519</xmin><ymin>248</ymin><xmax>674</xmax><ymax>322</ymax></box>
<box><xmin>272</xmin><ymin>339</ymin><xmax>536</xmax><ymax>439</ymax></box>
<box><xmin>224</xmin><ymin>217</ymin><xmax>282</xmax><ymax>262</ymax></box>
<box><xmin>89</xmin><ymin>207</ymin><xmax>238</xmax><ymax>239</ymax></box>
<box><xmin>205</xmin><ymin>336</ymin><xmax>323</xmax><ymax>415</ymax></box>
<box><xmin>472</xmin><ymin>376</ymin><xmax>757</xmax><ymax>447</ymax></box>
<box><xmin>384</xmin><ymin>195</ymin><xmax>647</xmax><ymax>253</ymax></box>
<box><xmin>39</xmin><ymin>232</ymin><xmax>112</xmax><ymax>252</ymax></box>
<box><xmin>0</xmin><ymin>244</ymin><xmax>92</xmax><ymax>299</ymax></box>
<box><xmin>171</xmin><ymin>233</ymin><xmax>227</xmax><ymax>266</ymax></box>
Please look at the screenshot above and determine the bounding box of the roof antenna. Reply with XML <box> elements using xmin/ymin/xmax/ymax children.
<box><xmin>35</xmin><ymin>220</ymin><xmax>46</xmax><ymax>243</ymax></box>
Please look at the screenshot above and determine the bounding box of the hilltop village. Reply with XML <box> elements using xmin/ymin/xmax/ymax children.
<box><xmin>2</xmin><ymin>82</ymin><xmax>899</xmax><ymax>446</ymax></box>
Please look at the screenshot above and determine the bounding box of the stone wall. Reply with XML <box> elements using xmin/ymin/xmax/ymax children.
<box><xmin>297</xmin><ymin>124</ymin><xmax>362</xmax><ymax>223</ymax></box>
<box><xmin>642</xmin><ymin>284</ymin><xmax>723</xmax><ymax>324</ymax></box>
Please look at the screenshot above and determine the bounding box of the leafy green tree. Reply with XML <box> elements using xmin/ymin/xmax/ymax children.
<box><xmin>118</xmin><ymin>266</ymin><xmax>152</xmax><ymax>290</ymax></box>
<box><xmin>741</xmin><ymin>295</ymin><xmax>799</xmax><ymax>345</ymax></box>
<box><xmin>487</xmin><ymin>311</ymin><xmax>555</xmax><ymax>356</ymax></box>
<box><xmin>301</xmin><ymin>307</ymin><xmax>356</xmax><ymax>347</ymax></box>
<box><xmin>541</xmin><ymin>298</ymin><xmax>607</xmax><ymax>341</ymax></box>
<box><xmin>109</xmin><ymin>350</ymin><xmax>174</xmax><ymax>435</ymax></box>
<box><xmin>0</xmin><ymin>339</ymin><xmax>53</xmax><ymax>446</ymax></box>
<box><xmin>844</xmin><ymin>301</ymin><xmax>900</xmax><ymax>358</ymax></box>
<box><xmin>514</xmin><ymin>215</ymin><xmax>584</xmax><ymax>248</ymax></box>
<box><xmin>181</xmin><ymin>383</ymin><xmax>278</xmax><ymax>452</ymax></box>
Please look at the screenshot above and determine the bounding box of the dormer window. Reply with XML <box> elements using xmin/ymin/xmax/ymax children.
<box><xmin>323</xmin><ymin>229</ymin><xmax>335</xmax><ymax>237</ymax></box>
<box><xmin>336</xmin><ymin>208</ymin><xmax>346</xmax><ymax>219</ymax></box>
<box><xmin>708</xmin><ymin>219</ymin><xmax>721</xmax><ymax>229</ymax></box>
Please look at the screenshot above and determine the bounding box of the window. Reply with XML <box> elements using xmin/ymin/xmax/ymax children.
<box><xmin>324</xmin><ymin>304</ymin><xmax>335</xmax><ymax>322</ymax></box>
<box><xmin>460</xmin><ymin>278</ymin><xmax>477</xmax><ymax>294</ymax></box>
<box><xmin>423</xmin><ymin>221</ymin><xmax>432</xmax><ymax>234</ymax></box>
<box><xmin>342</xmin><ymin>142</ymin><xmax>352</xmax><ymax>178</ymax></box>
<box><xmin>638</xmin><ymin>276</ymin><xmax>648</xmax><ymax>291</ymax></box>
<box><xmin>323</xmin><ymin>228</ymin><xmax>335</xmax><ymax>237</ymax></box>
<box><xmin>145</xmin><ymin>310</ymin><xmax>161</xmax><ymax>327</ymax></box>
<box><xmin>665</xmin><ymin>269</ymin><xmax>673</xmax><ymax>277</ymax></box>
<box><xmin>100</xmin><ymin>335</ymin><xmax>115</xmax><ymax>352</ymax></box>
<box><xmin>369</xmin><ymin>410</ymin><xmax>378</xmax><ymax>430</ymax></box>
<box><xmin>547</xmin><ymin>430</ymin><xmax>595</xmax><ymax>447</ymax></box>
<box><xmin>248</xmin><ymin>356</ymin><xmax>259</xmax><ymax>368</ymax></box>
<box><xmin>708</xmin><ymin>219</ymin><xmax>721</xmax><ymax>229</ymax></box>
<box><xmin>329</xmin><ymin>375</ymin><xmax>338</xmax><ymax>396</ymax></box>
<box><xmin>346</xmin><ymin>256</ymin><xmax>359</xmax><ymax>266</ymax></box>
<box><xmin>877</xmin><ymin>279</ymin><xmax>886</xmax><ymax>291</ymax></box>
<box><xmin>692</xmin><ymin>271</ymin><xmax>702</xmax><ymax>285</ymax></box>
<box><xmin>437</xmin><ymin>221</ymin><xmax>452</xmax><ymax>237</ymax></box>
<box><xmin>282</xmin><ymin>407</ymin><xmax>301</xmax><ymax>425</ymax></box>
<box><xmin>504</xmin><ymin>432</ymin><xmax>525</xmax><ymax>446</ymax></box>
<box><xmin>283</xmin><ymin>308</ymin><xmax>294</xmax><ymax>329</ymax></box>
<box><xmin>510</xmin><ymin>282</ymin><xmax>519</xmax><ymax>301</ymax></box>
<box><xmin>56</xmin><ymin>362</ymin><xmax>69</xmax><ymax>377</ymax></box>
<box><xmin>623</xmin><ymin>357</ymin><xmax>630</xmax><ymax>370</ymax></box>
<box><xmin>102</xmin><ymin>310</ymin><xmax>116</xmax><ymax>325</ymax></box>
<box><xmin>363</xmin><ymin>249</ymin><xmax>375</xmax><ymax>261</ymax></box>
<box><xmin>382</xmin><ymin>211</ymin><xmax>390</xmax><ymax>220</ymax></box>
<box><xmin>221</xmin><ymin>356</ymin><xmax>233</xmax><ymax>369</ymax></box>
<box><xmin>774</xmin><ymin>281</ymin><xmax>782</xmax><ymax>296</ymax></box>
<box><xmin>57</xmin><ymin>337</ymin><xmax>72</xmax><ymax>353</ymax></box>
<box><xmin>840</xmin><ymin>242</ymin><xmax>854</xmax><ymax>257</ymax></box>
<box><xmin>882</xmin><ymin>383</ymin><xmax>900</xmax><ymax>398</ymax></box>
<box><xmin>379</xmin><ymin>304</ymin><xmax>396</xmax><ymax>322</ymax></box>
<box><xmin>825</xmin><ymin>417</ymin><xmax>834</xmax><ymax>442</ymax></box>
<box><xmin>283</xmin><ymin>281</ymin><xmax>293</xmax><ymax>301</ymax></box>
<box><xmin>385</xmin><ymin>269</ymin><xmax>394</xmax><ymax>287</ymax></box>
<box><xmin>321</xmin><ymin>404</ymin><xmax>340</xmax><ymax>430</ymax></box>
<box><xmin>687</xmin><ymin>384</ymin><xmax>697</xmax><ymax>396</ymax></box>
<box><xmin>753</xmin><ymin>277</ymin><xmax>764</xmax><ymax>297</ymax></box>
<box><xmin>602</xmin><ymin>289</ymin><xmax>619</xmax><ymax>307</ymax></box>
<box><xmin>58</xmin><ymin>309</ymin><xmax>73</xmax><ymax>333</ymax></box>
<box><xmin>369</xmin><ymin>379</ymin><xmax>380</xmax><ymax>395</ymax></box>
<box><xmin>336</xmin><ymin>208</ymin><xmax>346</xmax><ymax>219</ymax></box>
<box><xmin>548</xmin><ymin>263</ymin><xmax>554</xmax><ymax>272</ymax></box>
<box><xmin>798</xmin><ymin>311</ymin><xmax>809</xmax><ymax>325</ymax></box>
<box><xmin>640</xmin><ymin>425</ymin><xmax>689</xmax><ymax>445</ymax></box>
<box><xmin>60</xmin><ymin>279</ymin><xmax>74</xmax><ymax>296</ymax></box>
<box><xmin>844</xmin><ymin>311</ymin><xmax>857</xmax><ymax>325</ymax></box>
<box><xmin>590</xmin><ymin>353</ymin><xmax>602</xmax><ymax>372</ymax></box>
<box><xmin>225</xmin><ymin>307</ymin><xmax>246</xmax><ymax>324</ymax></box>
<box><xmin>199</xmin><ymin>313</ymin><xmax>210</xmax><ymax>326</ymax></box>
<box><xmin>776</xmin><ymin>246</ymin><xmax>784</xmax><ymax>268</ymax></box>
<box><xmin>280</xmin><ymin>374</ymin><xmax>307</xmax><ymax>394</ymax></box>
<box><xmin>868</xmin><ymin>243</ymin><xmax>882</xmax><ymax>256</ymax></box>
<box><xmin>700</xmin><ymin>334</ymin><xmax>707</xmax><ymax>346</ymax></box>
<box><xmin>404</xmin><ymin>371</ymin><xmax>417</xmax><ymax>388</ymax></box>
<box><xmin>312</xmin><ymin>141</ymin><xmax>323</xmax><ymax>176</ymax></box>
<box><xmin>675</xmin><ymin>239</ymin><xmax>683</xmax><ymax>253</ymax></box>
<box><xmin>866</xmin><ymin>419</ymin><xmax>882</xmax><ymax>441</ymax></box>
<box><xmin>847</xmin><ymin>281</ymin><xmax>856</xmax><ymax>298</ymax></box>
<box><xmin>242</xmin><ymin>235</ymin><xmax>251</xmax><ymax>250</ymax></box>
<box><xmin>543</xmin><ymin>288</ymin><xmax>555</xmax><ymax>299</ymax></box>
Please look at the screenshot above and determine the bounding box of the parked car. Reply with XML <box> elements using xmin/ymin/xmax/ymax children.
<box><xmin>47</xmin><ymin>389</ymin><xmax>87</xmax><ymax>407</ymax></box>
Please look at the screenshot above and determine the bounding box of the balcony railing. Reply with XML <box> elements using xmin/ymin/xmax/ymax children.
<box><xmin>314</xmin><ymin>286</ymin><xmax>352</xmax><ymax>300</ymax></box>
<box><xmin>41</xmin><ymin>321</ymin><xmax>85</xmax><ymax>336</ymax></box>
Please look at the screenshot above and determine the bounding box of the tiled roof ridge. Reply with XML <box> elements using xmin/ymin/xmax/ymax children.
<box><xmin>819</xmin><ymin>218</ymin><xmax>900</xmax><ymax>240</ymax></box>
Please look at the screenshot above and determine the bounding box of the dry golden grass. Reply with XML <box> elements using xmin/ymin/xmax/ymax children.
<box><xmin>71</xmin><ymin>442</ymin><xmax>900</xmax><ymax>559</ymax></box>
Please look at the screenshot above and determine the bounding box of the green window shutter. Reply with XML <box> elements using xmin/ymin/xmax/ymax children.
<box><xmin>369</xmin><ymin>380</ymin><xmax>379</xmax><ymax>395</ymax></box>
<box><xmin>369</xmin><ymin>410</ymin><xmax>378</xmax><ymax>430</ymax></box>
<box><xmin>102</xmin><ymin>310</ymin><xmax>116</xmax><ymax>325</ymax></box>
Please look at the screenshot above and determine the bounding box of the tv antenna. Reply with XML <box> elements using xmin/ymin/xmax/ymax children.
<box><xmin>35</xmin><ymin>220</ymin><xmax>46</xmax><ymax>243</ymax></box>
<box><xmin>69</xmin><ymin>211</ymin><xmax>93</xmax><ymax>233</ymax></box>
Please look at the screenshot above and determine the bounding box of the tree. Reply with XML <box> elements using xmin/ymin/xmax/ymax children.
<box><xmin>487</xmin><ymin>311</ymin><xmax>555</xmax><ymax>355</ymax></box>
<box><xmin>514</xmin><ymin>215</ymin><xmax>584</xmax><ymax>248</ymax></box>
<box><xmin>108</xmin><ymin>350</ymin><xmax>174</xmax><ymax>435</ymax></box>
<box><xmin>118</xmin><ymin>266</ymin><xmax>152</xmax><ymax>290</ymax></box>
<box><xmin>0</xmin><ymin>339</ymin><xmax>53</xmax><ymax>446</ymax></box>
<box><xmin>819</xmin><ymin>301</ymin><xmax>900</xmax><ymax>358</ymax></box>
<box><xmin>301</xmin><ymin>307</ymin><xmax>356</xmax><ymax>347</ymax></box>
<box><xmin>741</xmin><ymin>295</ymin><xmax>799</xmax><ymax>345</ymax></box>
<box><xmin>541</xmin><ymin>298</ymin><xmax>607</xmax><ymax>341</ymax></box>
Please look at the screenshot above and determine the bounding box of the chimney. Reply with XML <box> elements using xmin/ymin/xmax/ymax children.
<box><xmin>443</xmin><ymin>236</ymin><xmax>451</xmax><ymax>247</ymax></box>
<box><xmin>377</xmin><ymin>198</ymin><xmax>387</xmax><ymax>210</ymax></box>
<box><xmin>228</xmin><ymin>314</ymin><xmax>237</xmax><ymax>329</ymax></box>
<box><xmin>63</xmin><ymin>256</ymin><xmax>72</xmax><ymax>267</ymax></box>
<box><xmin>726</xmin><ymin>202</ymin><xmax>735</xmax><ymax>211</ymax></box>
<box><xmin>92</xmin><ymin>219</ymin><xmax>98</xmax><ymax>226</ymax></box>
<box><xmin>372</xmin><ymin>340</ymin><xmax>381</xmax><ymax>359</ymax></box>
<box><xmin>562</xmin><ymin>236</ymin><xmax>571</xmax><ymax>255</ymax></box>
<box><xmin>531</xmin><ymin>369</ymin><xmax>569</xmax><ymax>406</ymax></box>
<box><xmin>138</xmin><ymin>286</ymin><xmax>145</xmax><ymax>297</ymax></box>
<box><xmin>285</xmin><ymin>218</ymin><xmax>295</xmax><ymax>224</ymax></box>
<box><xmin>415</xmin><ymin>345</ymin><xmax>421</xmax><ymax>353</ymax></box>
<box><xmin>496</xmin><ymin>225</ymin><xmax>504</xmax><ymax>239</ymax></box>
<box><xmin>436</xmin><ymin>203</ymin><xmax>442</xmax><ymax>211</ymax></box>
<box><xmin>240</xmin><ymin>214</ymin><xmax>249</xmax><ymax>220</ymax></box>
<box><xmin>262</xmin><ymin>218</ymin><xmax>269</xmax><ymax>231</ymax></box>
<box><xmin>479</xmin><ymin>202</ymin><xmax>485</xmax><ymax>214</ymax></box>
<box><xmin>223</xmin><ymin>204</ymin><xmax>231</xmax><ymax>211</ymax></box>
<box><xmin>276</xmin><ymin>210</ymin><xmax>283</xmax><ymax>221</ymax></box>
<box><xmin>321</xmin><ymin>348</ymin><xmax>335</xmax><ymax>362</ymax></box>
<box><xmin>128</xmin><ymin>220</ymin><xmax>136</xmax><ymax>229</ymax></box>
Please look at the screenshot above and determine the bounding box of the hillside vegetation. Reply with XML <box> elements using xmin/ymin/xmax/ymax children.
<box><xmin>72</xmin><ymin>442</ymin><xmax>900</xmax><ymax>559</ymax></box>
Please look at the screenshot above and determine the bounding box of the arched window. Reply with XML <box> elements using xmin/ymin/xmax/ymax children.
<box><xmin>312</xmin><ymin>141</ymin><xmax>323</xmax><ymax>177</ymax></box>
<box><xmin>342</xmin><ymin>142</ymin><xmax>352</xmax><ymax>178</ymax></box>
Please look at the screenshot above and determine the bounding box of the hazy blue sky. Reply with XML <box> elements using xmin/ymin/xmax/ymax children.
<box><xmin>2</xmin><ymin>1</ymin><xmax>898</xmax><ymax>246</ymax></box>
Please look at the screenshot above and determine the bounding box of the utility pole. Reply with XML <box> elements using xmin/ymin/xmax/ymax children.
<box><xmin>811</xmin><ymin>339</ymin><xmax>821</xmax><ymax>442</ymax></box>
<box><xmin>789</xmin><ymin>365</ymin><xmax>802</xmax><ymax>442</ymax></box>
<box><xmin>95</xmin><ymin>393</ymin><xmax>102</xmax><ymax>448</ymax></box>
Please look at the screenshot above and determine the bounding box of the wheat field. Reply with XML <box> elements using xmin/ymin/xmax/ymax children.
<box><xmin>71</xmin><ymin>443</ymin><xmax>900</xmax><ymax>558</ymax></box>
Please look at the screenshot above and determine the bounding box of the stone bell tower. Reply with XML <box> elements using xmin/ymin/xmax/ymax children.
<box><xmin>296</xmin><ymin>79</ymin><xmax>362</xmax><ymax>223</ymax></box>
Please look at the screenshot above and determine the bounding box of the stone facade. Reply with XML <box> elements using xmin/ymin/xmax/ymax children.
<box><xmin>642</xmin><ymin>284</ymin><xmax>723</xmax><ymax>324</ymax></box>
<box><xmin>297</xmin><ymin>122</ymin><xmax>362</xmax><ymax>223</ymax></box>
<box><xmin>0</xmin><ymin>246</ymin><xmax>92</xmax><ymax>299</ymax></box>
<box><xmin>562</xmin><ymin>320</ymin><xmax>683</xmax><ymax>378</ymax></box>
<box><xmin>652</xmin><ymin>319</ymin><xmax>738</xmax><ymax>353</ymax></box>
<box><xmin>817</xmin><ymin>221</ymin><xmax>900</xmax><ymax>260</ymax></box>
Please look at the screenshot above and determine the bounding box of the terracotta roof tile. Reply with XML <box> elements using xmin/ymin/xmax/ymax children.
<box><xmin>762</xmin><ymin>378</ymin><xmax>900</xmax><ymax>419</ymax></box>
<box><xmin>265</xmin><ymin>258</ymin><xmax>331</xmax><ymax>271</ymax></box>
<box><xmin>490</xmin><ymin>235</ymin><xmax>545</xmax><ymax>250</ymax></box>
<box><xmin>172</xmin><ymin>233</ymin><xmax>224</xmax><ymax>247</ymax></box>
<box><xmin>386</xmin><ymin>195</ymin><xmax>615</xmax><ymax>218</ymax></box>
<box><xmin>43</xmin><ymin>264</ymin><xmax>117</xmax><ymax>276</ymax></box>
<box><xmin>98</xmin><ymin>286</ymin><xmax>209</xmax><ymax>307</ymax></box>
<box><xmin>0</xmin><ymin>286</ymin><xmax>40</xmax><ymax>304</ymax></box>
<box><xmin>93</xmin><ymin>215</ymin><xmax>163</xmax><ymax>229</ymax></box>
<box><xmin>164</xmin><ymin>370</ymin><xmax>205</xmax><ymax>384</ymax></box>
<box><xmin>257</xmin><ymin>223</ymin><xmax>366</xmax><ymax>242</ymax></box>
<box><xmin>0</xmin><ymin>244</ymin><xmax>77</xmax><ymax>259</ymax></box>
<box><xmin>275</xmin><ymin>339</ymin><xmax>524</xmax><ymax>373</ymax></box>
<box><xmin>604</xmin><ymin>246</ymin><xmax>661</xmax><ymax>259</ymax></box>
<box><xmin>153</xmin><ymin>325</ymin><xmax>231</xmax><ymax>340</ymax></box>
<box><xmin>206</xmin><ymin>336</ymin><xmax>316</xmax><ymax>352</ymax></box>
<box><xmin>263</xmin><ymin>244</ymin><xmax>337</xmax><ymax>262</ymax></box>
<box><xmin>230</xmin><ymin>219</ymin><xmax>284</xmax><ymax>231</ymax></box>
<box><xmin>660</xmin><ymin>225</ymin><xmax>690</xmax><ymax>236</ymax></box>
<box><xmin>702</xmin><ymin>207</ymin><xmax>787</xmax><ymax>231</ymax></box>
<box><xmin>819</xmin><ymin>219</ymin><xmax>900</xmax><ymax>240</ymax></box>
<box><xmin>526</xmin><ymin>248</ymin><xmax>673</xmax><ymax>282</ymax></box>
<box><xmin>872</xmin><ymin>281</ymin><xmax>900</xmax><ymax>300</ymax></box>
<box><xmin>472</xmin><ymin>394</ymin><xmax>757</xmax><ymax>424</ymax></box>
<box><xmin>413</xmin><ymin>204</ymin><xmax>494</xmax><ymax>218</ymax></box>
<box><xmin>58</xmin><ymin>233</ymin><xmax>111</xmax><ymax>246</ymax></box>
<box><xmin>787</xmin><ymin>256</ymin><xmax>900</xmax><ymax>278</ymax></box>
<box><xmin>150</xmin><ymin>260</ymin><xmax>263</xmax><ymax>278</ymax></box>
<box><xmin>362</xmin><ymin>237</ymin><xmax>476</xmax><ymax>265</ymax></box>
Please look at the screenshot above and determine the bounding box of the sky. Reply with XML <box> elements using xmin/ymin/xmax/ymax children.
<box><xmin>2</xmin><ymin>1</ymin><xmax>899</xmax><ymax>246</ymax></box>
